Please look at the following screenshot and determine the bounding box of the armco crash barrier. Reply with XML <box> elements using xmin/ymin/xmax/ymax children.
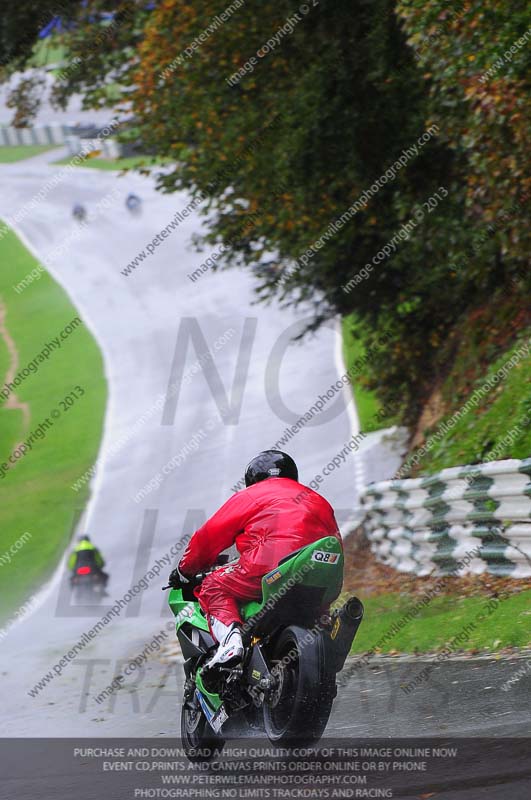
<box><xmin>360</xmin><ymin>458</ymin><xmax>531</xmax><ymax>577</ymax></box>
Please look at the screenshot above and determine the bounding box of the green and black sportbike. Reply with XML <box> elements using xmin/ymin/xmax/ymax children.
<box><xmin>164</xmin><ymin>535</ymin><xmax>364</xmax><ymax>762</ymax></box>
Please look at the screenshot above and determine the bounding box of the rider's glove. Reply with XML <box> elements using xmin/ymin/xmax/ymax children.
<box><xmin>168</xmin><ymin>565</ymin><xmax>190</xmax><ymax>589</ymax></box>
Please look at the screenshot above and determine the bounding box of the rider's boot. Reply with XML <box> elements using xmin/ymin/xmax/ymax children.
<box><xmin>204</xmin><ymin>618</ymin><xmax>244</xmax><ymax>669</ymax></box>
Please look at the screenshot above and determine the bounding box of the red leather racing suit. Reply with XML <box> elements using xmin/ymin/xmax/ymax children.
<box><xmin>178</xmin><ymin>477</ymin><xmax>342</xmax><ymax>626</ymax></box>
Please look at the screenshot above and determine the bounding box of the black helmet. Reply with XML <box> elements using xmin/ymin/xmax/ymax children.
<box><xmin>244</xmin><ymin>450</ymin><xmax>298</xmax><ymax>487</ymax></box>
<box><xmin>79</xmin><ymin>534</ymin><xmax>91</xmax><ymax>542</ymax></box>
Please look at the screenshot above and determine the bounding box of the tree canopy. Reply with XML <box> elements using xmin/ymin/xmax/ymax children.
<box><xmin>1</xmin><ymin>0</ymin><xmax>529</xmax><ymax>419</ymax></box>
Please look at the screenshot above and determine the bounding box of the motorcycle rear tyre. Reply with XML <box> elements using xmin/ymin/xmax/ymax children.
<box><xmin>263</xmin><ymin>625</ymin><xmax>335</xmax><ymax>746</ymax></box>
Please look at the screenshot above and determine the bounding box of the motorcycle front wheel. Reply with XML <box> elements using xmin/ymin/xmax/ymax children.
<box><xmin>181</xmin><ymin>692</ymin><xmax>225</xmax><ymax>762</ymax></box>
<box><xmin>263</xmin><ymin>625</ymin><xmax>336</xmax><ymax>747</ymax></box>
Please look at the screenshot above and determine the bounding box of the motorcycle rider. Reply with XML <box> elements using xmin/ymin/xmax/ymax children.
<box><xmin>72</xmin><ymin>203</ymin><xmax>87</xmax><ymax>222</ymax></box>
<box><xmin>126</xmin><ymin>192</ymin><xmax>141</xmax><ymax>212</ymax></box>
<box><xmin>68</xmin><ymin>534</ymin><xmax>108</xmax><ymax>586</ymax></box>
<box><xmin>168</xmin><ymin>451</ymin><xmax>342</xmax><ymax>670</ymax></box>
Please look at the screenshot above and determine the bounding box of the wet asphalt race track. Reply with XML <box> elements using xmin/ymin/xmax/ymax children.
<box><xmin>0</xmin><ymin>148</ymin><xmax>529</xmax><ymax>798</ymax></box>
<box><xmin>0</xmin><ymin>146</ymin><xmax>386</xmax><ymax>735</ymax></box>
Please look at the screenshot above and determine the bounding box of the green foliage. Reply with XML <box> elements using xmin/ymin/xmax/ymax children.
<box><xmin>129</xmin><ymin>0</ymin><xmax>476</xmax><ymax>418</ymax></box>
<box><xmin>0</xmin><ymin>1</ymin><xmax>76</xmax><ymax>71</ymax></box>
<box><xmin>1</xmin><ymin>0</ymin><xmax>529</xmax><ymax>425</ymax></box>
<box><xmin>396</xmin><ymin>0</ymin><xmax>531</xmax><ymax>275</ymax></box>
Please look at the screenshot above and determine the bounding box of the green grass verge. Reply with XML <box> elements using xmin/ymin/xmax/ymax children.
<box><xmin>0</xmin><ymin>145</ymin><xmax>59</xmax><ymax>163</ymax></box>
<box><xmin>342</xmin><ymin>315</ymin><xmax>395</xmax><ymax>433</ymax></box>
<box><xmin>30</xmin><ymin>39</ymin><xmax>67</xmax><ymax>68</ymax></box>
<box><xmin>411</xmin><ymin>330</ymin><xmax>531</xmax><ymax>474</ymax></box>
<box><xmin>0</xmin><ymin>224</ymin><xmax>106</xmax><ymax>624</ymax></box>
<box><xmin>349</xmin><ymin>589</ymin><xmax>531</xmax><ymax>655</ymax></box>
<box><xmin>53</xmin><ymin>153</ymin><xmax>172</xmax><ymax>171</ymax></box>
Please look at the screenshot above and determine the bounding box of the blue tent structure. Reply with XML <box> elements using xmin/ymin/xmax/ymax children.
<box><xmin>37</xmin><ymin>3</ymin><xmax>156</xmax><ymax>39</ymax></box>
<box><xmin>38</xmin><ymin>18</ymin><xmax>65</xmax><ymax>39</ymax></box>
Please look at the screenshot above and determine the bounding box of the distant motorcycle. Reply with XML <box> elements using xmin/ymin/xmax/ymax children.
<box><xmin>70</xmin><ymin>565</ymin><xmax>107</xmax><ymax>602</ymax></box>
<box><xmin>72</xmin><ymin>203</ymin><xmax>87</xmax><ymax>223</ymax></box>
<box><xmin>126</xmin><ymin>193</ymin><xmax>142</xmax><ymax>214</ymax></box>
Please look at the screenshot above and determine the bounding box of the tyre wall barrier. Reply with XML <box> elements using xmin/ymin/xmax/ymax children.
<box><xmin>360</xmin><ymin>458</ymin><xmax>531</xmax><ymax>577</ymax></box>
<box><xmin>65</xmin><ymin>136</ymin><xmax>122</xmax><ymax>159</ymax></box>
<box><xmin>0</xmin><ymin>124</ymin><xmax>70</xmax><ymax>146</ymax></box>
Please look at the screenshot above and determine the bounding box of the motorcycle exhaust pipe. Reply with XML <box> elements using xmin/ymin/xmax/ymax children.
<box><xmin>327</xmin><ymin>596</ymin><xmax>364</xmax><ymax>673</ymax></box>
